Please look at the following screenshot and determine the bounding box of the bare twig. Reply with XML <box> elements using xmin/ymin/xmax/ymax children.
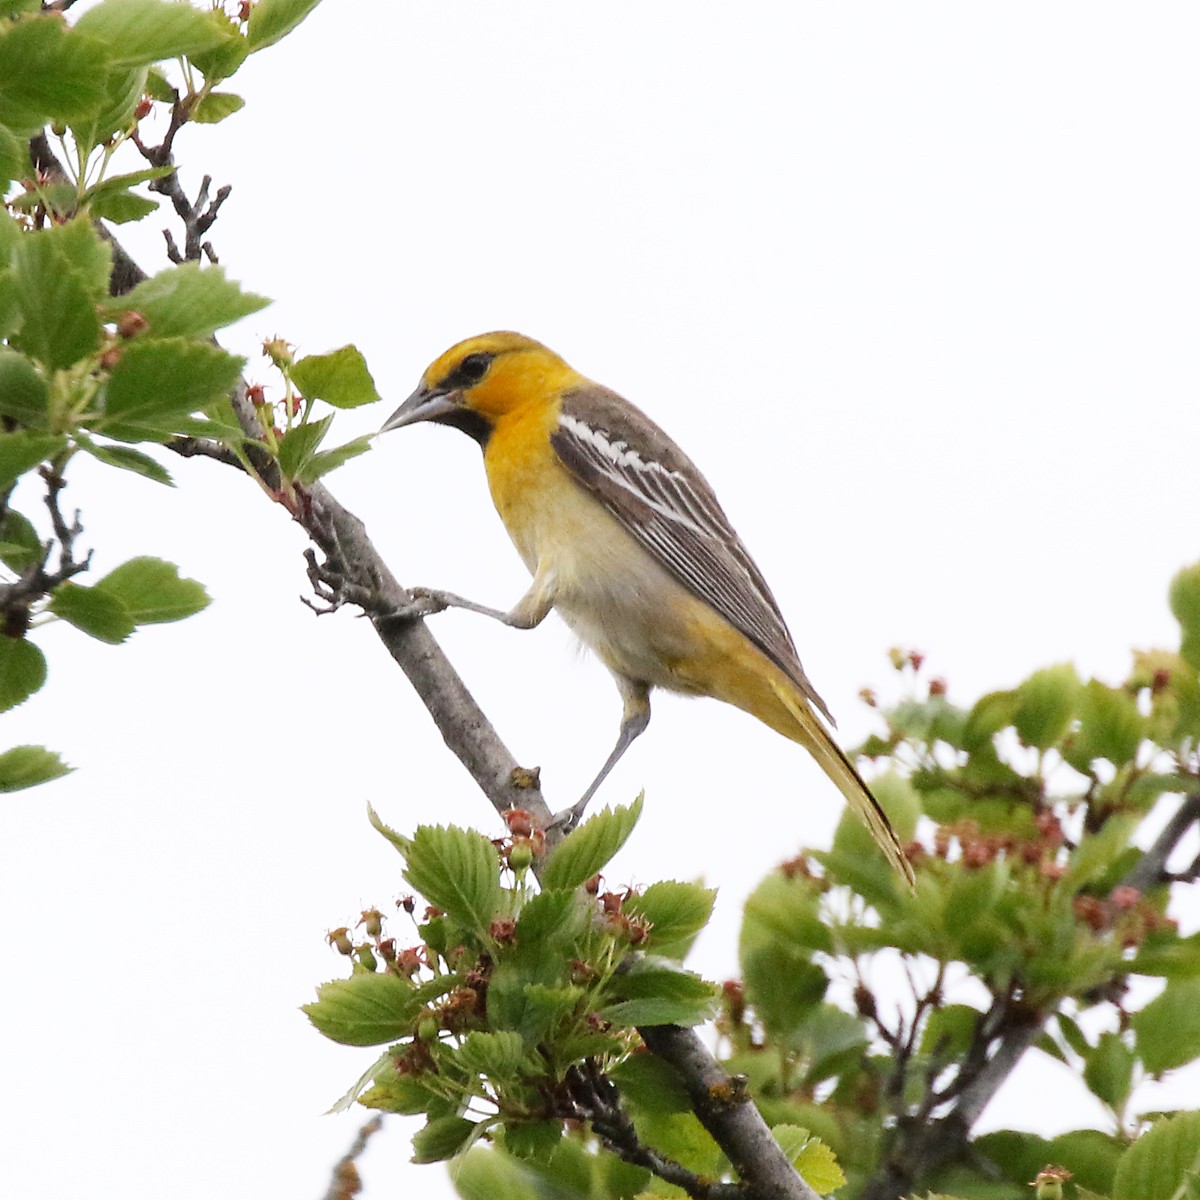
<box><xmin>640</xmin><ymin>1026</ymin><xmax>822</xmax><ymax>1200</ymax></box>
<box><xmin>563</xmin><ymin>1061</ymin><xmax>743</xmax><ymax>1200</ymax></box>
<box><xmin>319</xmin><ymin>1115</ymin><xmax>383</xmax><ymax>1200</ymax></box>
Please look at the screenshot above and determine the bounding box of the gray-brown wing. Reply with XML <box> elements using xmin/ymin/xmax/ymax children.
<box><xmin>551</xmin><ymin>385</ymin><xmax>834</xmax><ymax>724</ymax></box>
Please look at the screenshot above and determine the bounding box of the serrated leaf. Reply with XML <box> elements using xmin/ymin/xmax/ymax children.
<box><xmin>247</xmin><ymin>0</ymin><xmax>324</xmax><ymax>51</ymax></box>
<box><xmin>191</xmin><ymin>90</ymin><xmax>244</xmax><ymax>123</ymax></box>
<box><xmin>0</xmin><ymin>509</ymin><xmax>41</xmax><ymax>572</ymax></box>
<box><xmin>0</xmin><ymin>744</ymin><xmax>71</xmax><ymax>792</ymax></box>
<box><xmin>44</xmin><ymin>219</ymin><xmax>113</xmax><ymax>296</ymax></box>
<box><xmin>450</xmin><ymin>1148</ymin><xmax>543</xmax><ymax>1200</ymax></box>
<box><xmin>1170</xmin><ymin>563</ymin><xmax>1200</xmax><ymax>670</ymax></box>
<box><xmin>1013</xmin><ymin>663</ymin><xmax>1081</xmax><ymax>749</ymax></box>
<box><xmin>1062</xmin><ymin>681</ymin><xmax>1146</xmax><ymax>771</ymax></box>
<box><xmin>303</xmin><ymin>972</ymin><xmax>427</xmax><ymax>1047</ymax></box>
<box><xmin>772</xmin><ymin>1126</ymin><xmax>846</xmax><ymax>1195</ymax></box>
<box><xmin>411</xmin><ymin>1115</ymin><xmax>479</xmax><ymax>1164</ymax></box>
<box><xmin>93</xmin><ymin>557</ymin><xmax>209</xmax><ymax>624</ymax></box>
<box><xmin>100</xmin><ymin>338</ymin><xmax>244</xmax><ymax>426</ymax></box>
<box><xmin>88</xmin><ymin>190</ymin><xmax>158</xmax><ymax>224</ymax></box>
<box><xmin>0</xmin><ymin>352</ymin><xmax>49</xmax><ymax>427</ymax></box>
<box><xmin>0</xmin><ymin>16</ymin><xmax>110</xmax><ymax>126</ymax></box>
<box><xmin>10</xmin><ymin>232</ymin><xmax>101</xmax><ymax>369</ymax></box>
<box><xmin>962</xmin><ymin>689</ymin><xmax>1019</xmax><ymax>750</ymax></box>
<box><xmin>1112</xmin><ymin>1111</ymin><xmax>1200</xmax><ymax>1200</ymax></box>
<box><xmin>76</xmin><ymin>439</ymin><xmax>174</xmax><ymax>486</ymax></box>
<box><xmin>502</xmin><ymin>1120</ymin><xmax>562</xmax><ymax>1161</ymax></box>
<box><xmin>600</xmin><ymin>961</ymin><xmax>717</xmax><ymax>1028</ymax></box>
<box><xmin>539</xmin><ymin>795</ymin><xmax>643</xmax><ymax>890</ymax></box>
<box><xmin>1132</xmin><ymin>979</ymin><xmax>1200</xmax><ymax>1074</ymax></box>
<box><xmin>291</xmin><ymin>345</ymin><xmax>381</xmax><ymax>410</ymax></box>
<box><xmin>1084</xmin><ymin>1032</ymin><xmax>1134</xmax><ymax>1109</ymax></box>
<box><xmin>623</xmin><ymin>881</ymin><xmax>716</xmax><ymax>959</ymax></box>
<box><xmin>0</xmin><ymin>636</ymin><xmax>46</xmax><ymax>712</ymax></box>
<box><xmin>400</xmin><ymin>825</ymin><xmax>502</xmax><ymax>940</ymax></box>
<box><xmin>294</xmin><ymin>435</ymin><xmax>372</xmax><ymax>484</ymax></box>
<box><xmin>276</xmin><ymin>414</ymin><xmax>332</xmax><ymax>479</ymax></box>
<box><xmin>73</xmin><ymin>0</ymin><xmax>227</xmax><ymax>67</ymax></box>
<box><xmin>50</xmin><ymin>582</ymin><xmax>135</xmax><ymax>644</ymax></box>
<box><xmin>187</xmin><ymin>10</ymin><xmax>248</xmax><ymax>81</ymax></box>
<box><xmin>455</xmin><ymin>1031</ymin><xmax>527</xmax><ymax>1079</ymax></box>
<box><xmin>0</xmin><ymin>122</ymin><xmax>30</xmax><ymax>189</ymax></box>
<box><xmin>0</xmin><ymin>431</ymin><xmax>65</xmax><ymax>488</ymax></box>
<box><xmin>71</xmin><ymin>64</ymin><xmax>146</xmax><ymax>154</ymax></box>
<box><xmin>112</xmin><ymin>261</ymin><xmax>269</xmax><ymax>343</ymax></box>
<box><xmin>610</xmin><ymin>1053</ymin><xmax>692</xmax><ymax>1115</ymax></box>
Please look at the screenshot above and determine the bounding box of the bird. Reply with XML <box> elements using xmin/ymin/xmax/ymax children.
<box><xmin>379</xmin><ymin>331</ymin><xmax>914</xmax><ymax>885</ymax></box>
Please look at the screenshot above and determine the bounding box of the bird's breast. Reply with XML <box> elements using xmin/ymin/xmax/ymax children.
<box><xmin>484</xmin><ymin>415</ymin><xmax>704</xmax><ymax>690</ymax></box>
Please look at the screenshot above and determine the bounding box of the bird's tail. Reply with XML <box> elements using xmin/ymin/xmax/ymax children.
<box><xmin>770</xmin><ymin>677</ymin><xmax>915</xmax><ymax>888</ymax></box>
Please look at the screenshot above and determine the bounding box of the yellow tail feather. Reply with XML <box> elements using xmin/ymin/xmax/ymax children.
<box><xmin>770</xmin><ymin>678</ymin><xmax>915</xmax><ymax>888</ymax></box>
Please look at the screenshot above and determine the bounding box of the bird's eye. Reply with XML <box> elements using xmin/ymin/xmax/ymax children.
<box><xmin>454</xmin><ymin>352</ymin><xmax>493</xmax><ymax>387</ymax></box>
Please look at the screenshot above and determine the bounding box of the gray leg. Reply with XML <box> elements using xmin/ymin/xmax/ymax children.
<box><xmin>551</xmin><ymin>677</ymin><xmax>651</xmax><ymax>831</ymax></box>
<box><xmin>390</xmin><ymin>564</ymin><xmax>557</xmax><ymax>630</ymax></box>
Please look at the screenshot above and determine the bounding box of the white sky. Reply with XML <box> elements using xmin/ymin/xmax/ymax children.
<box><xmin>3</xmin><ymin>3</ymin><xmax>1199</xmax><ymax>1198</ymax></box>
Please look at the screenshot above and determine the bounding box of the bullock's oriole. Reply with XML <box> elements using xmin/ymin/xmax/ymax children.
<box><xmin>381</xmin><ymin>332</ymin><xmax>914</xmax><ymax>885</ymax></box>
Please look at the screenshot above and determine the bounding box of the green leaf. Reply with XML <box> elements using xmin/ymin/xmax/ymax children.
<box><xmin>88</xmin><ymin>190</ymin><xmax>158</xmax><ymax>224</ymax></box>
<box><xmin>400</xmin><ymin>825</ymin><xmax>502</xmax><ymax>940</ymax></box>
<box><xmin>247</xmin><ymin>0</ymin><xmax>324</xmax><ymax>51</ymax></box>
<box><xmin>1013</xmin><ymin>663</ymin><xmax>1081</xmax><ymax>749</ymax></box>
<box><xmin>1084</xmin><ymin>1032</ymin><xmax>1135</xmax><ymax>1109</ymax></box>
<box><xmin>0</xmin><ymin>744</ymin><xmax>71</xmax><ymax>792</ymax></box>
<box><xmin>45</xmin><ymin>219</ymin><xmax>113</xmax><ymax>296</ymax></box>
<box><xmin>1128</xmin><ymin>932</ymin><xmax>1200</xmax><ymax>981</ymax></box>
<box><xmin>76</xmin><ymin>438</ymin><xmax>174</xmax><ymax>486</ymax></box>
<box><xmin>539</xmin><ymin>795</ymin><xmax>643</xmax><ymax>890</ymax></box>
<box><xmin>0</xmin><ymin>0</ymin><xmax>39</xmax><ymax>17</ymax></box>
<box><xmin>291</xmin><ymin>345</ymin><xmax>381</xmax><ymax>409</ymax></box>
<box><xmin>1062</xmin><ymin>681</ymin><xmax>1145</xmax><ymax>771</ymax></box>
<box><xmin>100</xmin><ymin>339</ymin><xmax>244</xmax><ymax>425</ymax></box>
<box><xmin>1170</xmin><ymin>563</ymin><xmax>1200</xmax><ymax>670</ymax></box>
<box><xmin>0</xmin><ymin>16</ymin><xmax>110</xmax><ymax>127</ymax></box>
<box><xmin>303</xmin><ymin>973</ymin><xmax>427</xmax><ymax>1047</ymax></box>
<box><xmin>0</xmin><ymin>122</ymin><xmax>30</xmax><ymax>190</ymax></box>
<box><xmin>358</xmin><ymin>1065</ymin><xmax>439</xmax><ymax>1115</ymax></box>
<box><xmin>0</xmin><ymin>431</ymin><xmax>65</xmax><ymax>489</ymax></box>
<box><xmin>0</xmin><ymin>509</ymin><xmax>41</xmax><ymax>572</ymax></box>
<box><xmin>73</xmin><ymin>0</ymin><xmax>227</xmax><ymax>67</ymax></box>
<box><xmin>191</xmin><ymin>90</ymin><xmax>244</xmax><ymax>123</ymax></box>
<box><xmin>93</xmin><ymin>557</ymin><xmax>209</xmax><ymax>624</ymax></box>
<box><xmin>921</xmin><ymin>1004</ymin><xmax>982</xmax><ymax>1062</ymax></box>
<box><xmin>10</xmin><ymin>232</ymin><xmax>102</xmax><ymax>369</ymax></box>
<box><xmin>1112</xmin><ymin>1111</ymin><xmax>1200</xmax><ymax>1200</ymax></box>
<box><xmin>293</xmin><ymin>435</ymin><xmax>372</xmax><ymax>485</ymax></box>
<box><xmin>502</xmin><ymin>1120</ymin><xmax>562</xmax><ymax>1161</ymax></box>
<box><xmin>0</xmin><ymin>637</ymin><xmax>46</xmax><ymax>712</ymax></box>
<box><xmin>187</xmin><ymin>10</ymin><xmax>249</xmax><ymax>81</ymax></box>
<box><xmin>1133</xmin><ymin>979</ymin><xmax>1200</xmax><ymax>1074</ymax></box>
<box><xmin>455</xmin><ymin>1031</ymin><xmax>527</xmax><ymax>1079</ymax></box>
<box><xmin>411</xmin><ymin>1115</ymin><xmax>478</xmax><ymax>1164</ymax></box>
<box><xmin>450</xmin><ymin>1148</ymin><xmax>543</xmax><ymax>1200</ymax></box>
<box><xmin>106</xmin><ymin>263</ymin><xmax>269</xmax><ymax>340</ymax></box>
<box><xmin>276</xmin><ymin>414</ymin><xmax>332</xmax><ymax>479</ymax></box>
<box><xmin>50</xmin><ymin>582</ymin><xmax>135</xmax><ymax>644</ymax></box>
<box><xmin>623</xmin><ymin>880</ymin><xmax>716</xmax><ymax>959</ymax></box>
<box><xmin>961</xmin><ymin>689</ymin><xmax>1019</xmax><ymax>750</ymax></box>
<box><xmin>772</xmin><ymin>1126</ymin><xmax>846</xmax><ymax>1196</ymax></box>
<box><xmin>610</xmin><ymin>1053</ymin><xmax>692</xmax><ymax>1115</ymax></box>
<box><xmin>600</xmin><ymin>959</ymin><xmax>717</xmax><ymax>1028</ymax></box>
<box><xmin>71</xmin><ymin>65</ymin><xmax>146</xmax><ymax>154</ymax></box>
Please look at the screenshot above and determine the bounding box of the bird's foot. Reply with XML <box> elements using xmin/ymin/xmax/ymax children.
<box><xmin>388</xmin><ymin>586</ymin><xmax>452</xmax><ymax>622</ymax></box>
<box><xmin>546</xmin><ymin>797</ymin><xmax>591</xmax><ymax>834</ymax></box>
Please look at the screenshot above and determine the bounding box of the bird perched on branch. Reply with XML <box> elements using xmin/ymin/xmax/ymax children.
<box><xmin>380</xmin><ymin>332</ymin><xmax>913</xmax><ymax>885</ymax></box>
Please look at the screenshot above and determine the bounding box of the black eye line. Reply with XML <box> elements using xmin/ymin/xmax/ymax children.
<box><xmin>444</xmin><ymin>351</ymin><xmax>493</xmax><ymax>390</ymax></box>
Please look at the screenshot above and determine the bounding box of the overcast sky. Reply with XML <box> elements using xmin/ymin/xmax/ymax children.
<box><xmin>3</xmin><ymin>4</ymin><xmax>1199</xmax><ymax>1198</ymax></box>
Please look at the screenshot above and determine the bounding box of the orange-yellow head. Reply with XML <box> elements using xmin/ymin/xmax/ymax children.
<box><xmin>381</xmin><ymin>332</ymin><xmax>582</xmax><ymax>446</ymax></box>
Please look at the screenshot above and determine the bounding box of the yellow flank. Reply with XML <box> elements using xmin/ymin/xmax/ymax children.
<box><xmin>386</xmin><ymin>331</ymin><xmax>915</xmax><ymax>886</ymax></box>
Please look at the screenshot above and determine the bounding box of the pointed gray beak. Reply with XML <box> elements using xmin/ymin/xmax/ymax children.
<box><xmin>378</xmin><ymin>385</ymin><xmax>463</xmax><ymax>434</ymax></box>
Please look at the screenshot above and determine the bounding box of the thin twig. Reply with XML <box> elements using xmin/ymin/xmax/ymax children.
<box><xmin>319</xmin><ymin>1115</ymin><xmax>383</xmax><ymax>1200</ymax></box>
